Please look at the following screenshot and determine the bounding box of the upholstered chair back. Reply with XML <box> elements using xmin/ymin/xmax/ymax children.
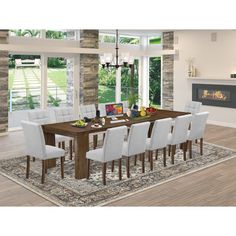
<box><xmin>188</xmin><ymin>112</ymin><xmax>209</xmax><ymax>140</ymax></box>
<box><xmin>79</xmin><ymin>104</ymin><xmax>96</xmax><ymax>119</ymax></box>
<box><xmin>21</xmin><ymin>121</ymin><xmax>46</xmax><ymax>159</ymax></box>
<box><xmin>28</xmin><ymin>110</ymin><xmax>50</xmax><ymax>125</ymax></box>
<box><xmin>126</xmin><ymin>122</ymin><xmax>150</xmax><ymax>156</ymax></box>
<box><xmin>149</xmin><ymin>118</ymin><xmax>172</xmax><ymax>150</ymax></box>
<box><xmin>102</xmin><ymin>126</ymin><xmax>127</xmax><ymax>162</ymax></box>
<box><xmin>184</xmin><ymin>101</ymin><xmax>202</xmax><ymax>114</ymax></box>
<box><xmin>171</xmin><ymin>114</ymin><xmax>192</xmax><ymax>145</ymax></box>
<box><xmin>54</xmin><ymin>107</ymin><xmax>76</xmax><ymax>122</ymax></box>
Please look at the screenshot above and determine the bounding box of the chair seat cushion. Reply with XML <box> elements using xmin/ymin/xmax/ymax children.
<box><xmin>45</xmin><ymin>145</ymin><xmax>65</xmax><ymax>159</ymax></box>
<box><xmin>56</xmin><ymin>134</ymin><xmax>73</xmax><ymax>142</ymax></box>
<box><xmin>86</xmin><ymin>148</ymin><xmax>105</xmax><ymax>162</ymax></box>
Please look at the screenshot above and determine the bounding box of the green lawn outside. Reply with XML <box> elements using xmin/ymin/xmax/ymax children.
<box><xmin>48</xmin><ymin>68</ymin><xmax>67</xmax><ymax>92</ymax></box>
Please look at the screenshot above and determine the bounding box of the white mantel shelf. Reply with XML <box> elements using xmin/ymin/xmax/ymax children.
<box><xmin>187</xmin><ymin>77</ymin><xmax>236</xmax><ymax>81</ymax></box>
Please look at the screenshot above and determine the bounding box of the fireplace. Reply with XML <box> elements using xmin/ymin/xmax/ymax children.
<box><xmin>192</xmin><ymin>84</ymin><xmax>236</xmax><ymax>108</ymax></box>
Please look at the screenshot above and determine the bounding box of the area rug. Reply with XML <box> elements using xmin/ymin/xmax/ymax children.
<box><xmin>0</xmin><ymin>142</ymin><xmax>236</xmax><ymax>206</ymax></box>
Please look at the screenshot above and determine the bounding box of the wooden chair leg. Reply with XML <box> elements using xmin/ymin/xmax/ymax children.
<box><xmin>150</xmin><ymin>151</ymin><xmax>153</xmax><ymax>171</ymax></box>
<box><xmin>45</xmin><ymin>160</ymin><xmax>48</xmax><ymax>174</ymax></box>
<box><xmin>111</xmin><ymin>160</ymin><xmax>115</xmax><ymax>172</ymax></box>
<box><xmin>189</xmin><ymin>140</ymin><xmax>192</xmax><ymax>159</ymax></box>
<box><xmin>93</xmin><ymin>135</ymin><xmax>98</xmax><ymax>149</ymax></box>
<box><xmin>163</xmin><ymin>147</ymin><xmax>167</xmax><ymax>167</ymax></box>
<box><xmin>62</xmin><ymin>141</ymin><xmax>65</xmax><ymax>150</ymax></box>
<box><xmin>183</xmin><ymin>142</ymin><xmax>187</xmax><ymax>161</ymax></box>
<box><xmin>58</xmin><ymin>142</ymin><xmax>61</xmax><ymax>148</ymax></box>
<box><xmin>41</xmin><ymin>160</ymin><xmax>45</xmax><ymax>184</ymax></box>
<box><xmin>26</xmin><ymin>155</ymin><xmax>30</xmax><ymax>179</ymax></box>
<box><xmin>155</xmin><ymin>150</ymin><xmax>158</xmax><ymax>160</ymax></box>
<box><xmin>102</xmin><ymin>163</ymin><xmax>107</xmax><ymax>185</ymax></box>
<box><xmin>69</xmin><ymin>140</ymin><xmax>73</xmax><ymax>160</ymax></box>
<box><xmin>195</xmin><ymin>139</ymin><xmax>198</xmax><ymax>144</ymax></box>
<box><xmin>60</xmin><ymin>157</ymin><xmax>64</xmax><ymax>179</ymax></box>
<box><xmin>87</xmin><ymin>159</ymin><xmax>90</xmax><ymax>179</ymax></box>
<box><xmin>126</xmin><ymin>157</ymin><xmax>130</xmax><ymax>178</ymax></box>
<box><xmin>142</xmin><ymin>153</ymin><xmax>145</xmax><ymax>173</ymax></box>
<box><xmin>200</xmin><ymin>138</ymin><xmax>203</xmax><ymax>155</ymax></box>
<box><xmin>134</xmin><ymin>155</ymin><xmax>137</xmax><ymax>166</ymax></box>
<box><xmin>32</xmin><ymin>157</ymin><xmax>35</xmax><ymax>162</ymax></box>
<box><xmin>168</xmin><ymin>145</ymin><xmax>171</xmax><ymax>156</ymax></box>
<box><xmin>171</xmin><ymin>145</ymin><xmax>176</xmax><ymax>164</ymax></box>
<box><xmin>118</xmin><ymin>159</ymin><xmax>122</xmax><ymax>180</ymax></box>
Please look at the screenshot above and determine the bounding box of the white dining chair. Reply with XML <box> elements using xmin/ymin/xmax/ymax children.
<box><xmin>86</xmin><ymin>126</ymin><xmax>127</xmax><ymax>185</ymax></box>
<box><xmin>168</xmin><ymin>114</ymin><xmax>192</xmax><ymax>164</ymax></box>
<box><xmin>53</xmin><ymin>107</ymin><xmax>76</xmax><ymax>159</ymax></box>
<box><xmin>122</xmin><ymin>122</ymin><xmax>150</xmax><ymax>177</ymax></box>
<box><xmin>28</xmin><ymin>110</ymin><xmax>73</xmax><ymax>159</ymax></box>
<box><xmin>21</xmin><ymin>121</ymin><xmax>66</xmax><ymax>184</ymax></box>
<box><xmin>184</xmin><ymin>101</ymin><xmax>202</xmax><ymax>114</ymax></box>
<box><xmin>187</xmin><ymin>112</ymin><xmax>209</xmax><ymax>158</ymax></box>
<box><xmin>79</xmin><ymin>104</ymin><xmax>96</xmax><ymax>119</ymax></box>
<box><xmin>146</xmin><ymin>118</ymin><xmax>173</xmax><ymax>169</ymax></box>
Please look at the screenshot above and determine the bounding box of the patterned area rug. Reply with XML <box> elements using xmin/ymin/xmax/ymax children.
<box><xmin>0</xmin><ymin>142</ymin><xmax>236</xmax><ymax>206</ymax></box>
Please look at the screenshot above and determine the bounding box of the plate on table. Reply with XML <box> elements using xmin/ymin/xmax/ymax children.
<box><xmin>91</xmin><ymin>124</ymin><xmax>102</xmax><ymax>129</ymax></box>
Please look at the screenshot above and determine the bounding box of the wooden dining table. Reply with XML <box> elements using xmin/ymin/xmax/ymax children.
<box><xmin>42</xmin><ymin>109</ymin><xmax>189</xmax><ymax>179</ymax></box>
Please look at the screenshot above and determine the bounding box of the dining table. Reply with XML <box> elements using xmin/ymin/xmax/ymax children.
<box><xmin>42</xmin><ymin>109</ymin><xmax>189</xmax><ymax>179</ymax></box>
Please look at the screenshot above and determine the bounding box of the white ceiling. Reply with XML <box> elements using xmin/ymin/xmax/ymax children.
<box><xmin>99</xmin><ymin>29</ymin><xmax>163</xmax><ymax>37</ymax></box>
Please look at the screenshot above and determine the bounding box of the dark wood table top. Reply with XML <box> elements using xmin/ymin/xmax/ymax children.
<box><xmin>42</xmin><ymin>109</ymin><xmax>189</xmax><ymax>137</ymax></box>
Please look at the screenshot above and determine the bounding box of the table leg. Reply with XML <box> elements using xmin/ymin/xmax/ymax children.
<box><xmin>74</xmin><ymin>133</ymin><xmax>89</xmax><ymax>179</ymax></box>
<box><xmin>44</xmin><ymin>132</ymin><xmax>56</xmax><ymax>168</ymax></box>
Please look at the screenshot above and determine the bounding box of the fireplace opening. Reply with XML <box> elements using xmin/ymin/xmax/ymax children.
<box><xmin>198</xmin><ymin>89</ymin><xmax>230</xmax><ymax>102</ymax></box>
<box><xmin>192</xmin><ymin>84</ymin><xmax>236</xmax><ymax>108</ymax></box>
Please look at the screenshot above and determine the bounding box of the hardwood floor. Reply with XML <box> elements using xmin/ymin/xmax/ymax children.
<box><xmin>0</xmin><ymin>124</ymin><xmax>236</xmax><ymax>206</ymax></box>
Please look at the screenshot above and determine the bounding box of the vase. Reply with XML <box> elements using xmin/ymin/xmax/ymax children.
<box><xmin>126</xmin><ymin>108</ymin><xmax>132</xmax><ymax>117</ymax></box>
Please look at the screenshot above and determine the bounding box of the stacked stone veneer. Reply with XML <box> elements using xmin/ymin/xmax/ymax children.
<box><xmin>79</xmin><ymin>30</ymin><xmax>99</xmax><ymax>105</ymax></box>
<box><xmin>0</xmin><ymin>30</ymin><xmax>8</xmax><ymax>134</ymax></box>
<box><xmin>162</xmin><ymin>31</ymin><xmax>174</xmax><ymax>110</ymax></box>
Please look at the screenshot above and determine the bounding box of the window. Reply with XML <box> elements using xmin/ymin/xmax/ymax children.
<box><xmin>121</xmin><ymin>59</ymin><xmax>139</xmax><ymax>101</ymax></box>
<box><xmin>99</xmin><ymin>33</ymin><xmax>116</xmax><ymax>43</ymax></box>
<box><xmin>8</xmin><ymin>54</ymin><xmax>41</xmax><ymax>128</ymax></box>
<box><xmin>149</xmin><ymin>57</ymin><xmax>161</xmax><ymax>108</ymax></box>
<box><xmin>98</xmin><ymin>65</ymin><xmax>116</xmax><ymax>103</ymax></box>
<box><xmin>10</xmin><ymin>29</ymin><xmax>41</xmax><ymax>38</ymax></box>
<box><xmin>149</xmin><ymin>36</ymin><xmax>161</xmax><ymax>44</ymax></box>
<box><xmin>120</xmin><ymin>35</ymin><xmax>140</xmax><ymax>45</ymax></box>
<box><xmin>47</xmin><ymin>57</ymin><xmax>73</xmax><ymax>107</ymax></box>
<box><xmin>46</xmin><ymin>30</ymin><xmax>67</xmax><ymax>40</ymax></box>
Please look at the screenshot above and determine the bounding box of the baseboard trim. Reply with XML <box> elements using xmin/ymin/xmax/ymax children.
<box><xmin>207</xmin><ymin>120</ymin><xmax>236</xmax><ymax>129</ymax></box>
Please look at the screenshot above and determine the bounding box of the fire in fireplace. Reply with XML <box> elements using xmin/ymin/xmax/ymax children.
<box><xmin>192</xmin><ymin>84</ymin><xmax>236</xmax><ymax>108</ymax></box>
<box><xmin>199</xmin><ymin>89</ymin><xmax>230</xmax><ymax>101</ymax></box>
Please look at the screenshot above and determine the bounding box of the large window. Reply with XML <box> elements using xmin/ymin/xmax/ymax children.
<box><xmin>121</xmin><ymin>59</ymin><xmax>139</xmax><ymax>101</ymax></box>
<box><xmin>8</xmin><ymin>54</ymin><xmax>41</xmax><ymax>128</ymax></box>
<box><xmin>99</xmin><ymin>33</ymin><xmax>116</xmax><ymax>43</ymax></box>
<box><xmin>10</xmin><ymin>29</ymin><xmax>41</xmax><ymax>38</ymax></box>
<box><xmin>98</xmin><ymin>66</ymin><xmax>116</xmax><ymax>103</ymax></box>
<box><xmin>149</xmin><ymin>57</ymin><xmax>161</xmax><ymax>108</ymax></box>
<box><xmin>149</xmin><ymin>36</ymin><xmax>161</xmax><ymax>44</ymax></box>
<box><xmin>47</xmin><ymin>57</ymin><xmax>73</xmax><ymax>107</ymax></box>
<box><xmin>120</xmin><ymin>35</ymin><xmax>140</xmax><ymax>45</ymax></box>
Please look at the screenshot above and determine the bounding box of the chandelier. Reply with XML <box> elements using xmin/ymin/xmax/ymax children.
<box><xmin>100</xmin><ymin>29</ymin><xmax>134</xmax><ymax>69</ymax></box>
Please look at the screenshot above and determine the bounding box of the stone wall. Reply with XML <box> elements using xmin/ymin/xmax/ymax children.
<box><xmin>0</xmin><ymin>30</ymin><xmax>8</xmax><ymax>134</ymax></box>
<box><xmin>79</xmin><ymin>30</ymin><xmax>99</xmax><ymax>105</ymax></box>
<box><xmin>162</xmin><ymin>31</ymin><xmax>174</xmax><ymax>110</ymax></box>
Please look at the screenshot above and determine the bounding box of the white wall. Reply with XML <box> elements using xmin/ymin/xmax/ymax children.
<box><xmin>174</xmin><ymin>30</ymin><xmax>236</xmax><ymax>128</ymax></box>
